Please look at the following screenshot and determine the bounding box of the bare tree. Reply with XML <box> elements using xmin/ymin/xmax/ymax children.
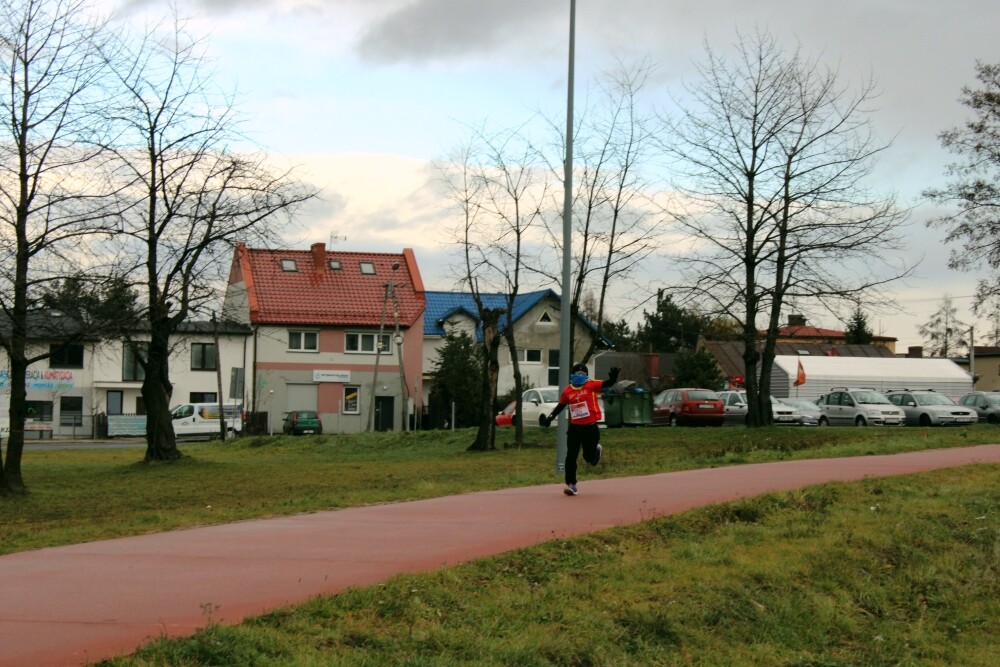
<box><xmin>473</xmin><ymin>126</ymin><xmax>549</xmax><ymax>446</ymax></box>
<box><xmin>924</xmin><ymin>61</ymin><xmax>1000</xmax><ymax>307</ymax></box>
<box><xmin>0</xmin><ymin>0</ymin><xmax>120</xmax><ymax>495</ymax></box>
<box><xmin>104</xmin><ymin>13</ymin><xmax>316</xmax><ymax>461</ymax></box>
<box><xmin>663</xmin><ymin>31</ymin><xmax>911</xmax><ymax>425</ymax></box>
<box><xmin>438</xmin><ymin>138</ymin><xmax>504</xmax><ymax>451</ymax></box>
<box><xmin>917</xmin><ymin>295</ymin><xmax>969</xmax><ymax>357</ymax></box>
<box><xmin>537</xmin><ymin>62</ymin><xmax>663</xmax><ymax>362</ymax></box>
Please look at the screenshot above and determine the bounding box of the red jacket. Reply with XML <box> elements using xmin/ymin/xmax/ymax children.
<box><xmin>558</xmin><ymin>379</ymin><xmax>605</xmax><ymax>425</ymax></box>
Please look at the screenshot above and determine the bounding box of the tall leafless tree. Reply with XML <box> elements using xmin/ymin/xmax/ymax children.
<box><xmin>438</xmin><ymin>138</ymin><xmax>504</xmax><ymax>451</ymax></box>
<box><xmin>917</xmin><ymin>295</ymin><xmax>968</xmax><ymax>357</ymax></box>
<box><xmin>0</xmin><ymin>0</ymin><xmax>120</xmax><ymax>495</ymax></box>
<box><xmin>924</xmin><ymin>61</ymin><xmax>1000</xmax><ymax>307</ymax></box>
<box><xmin>104</xmin><ymin>13</ymin><xmax>316</xmax><ymax>461</ymax></box>
<box><xmin>538</xmin><ymin>62</ymin><xmax>663</xmax><ymax>363</ymax></box>
<box><xmin>663</xmin><ymin>31</ymin><xmax>911</xmax><ymax>425</ymax></box>
<box><xmin>472</xmin><ymin>126</ymin><xmax>549</xmax><ymax>446</ymax></box>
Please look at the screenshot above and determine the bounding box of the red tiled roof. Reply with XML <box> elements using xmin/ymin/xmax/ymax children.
<box><xmin>234</xmin><ymin>243</ymin><xmax>425</xmax><ymax>327</ymax></box>
<box><xmin>765</xmin><ymin>325</ymin><xmax>896</xmax><ymax>342</ymax></box>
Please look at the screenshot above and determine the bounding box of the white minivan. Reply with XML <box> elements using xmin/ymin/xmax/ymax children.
<box><xmin>171</xmin><ymin>402</ymin><xmax>243</xmax><ymax>439</ymax></box>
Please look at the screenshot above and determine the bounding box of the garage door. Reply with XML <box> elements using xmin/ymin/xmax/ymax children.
<box><xmin>286</xmin><ymin>383</ymin><xmax>318</xmax><ymax>412</ymax></box>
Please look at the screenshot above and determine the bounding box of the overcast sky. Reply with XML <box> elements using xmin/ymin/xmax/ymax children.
<box><xmin>112</xmin><ymin>0</ymin><xmax>1000</xmax><ymax>351</ymax></box>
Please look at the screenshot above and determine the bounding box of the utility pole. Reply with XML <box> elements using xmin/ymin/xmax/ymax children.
<box><xmin>556</xmin><ymin>0</ymin><xmax>576</xmax><ymax>474</ymax></box>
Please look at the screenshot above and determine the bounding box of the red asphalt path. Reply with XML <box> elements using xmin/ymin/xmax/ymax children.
<box><xmin>2</xmin><ymin>445</ymin><xmax>999</xmax><ymax>667</ymax></box>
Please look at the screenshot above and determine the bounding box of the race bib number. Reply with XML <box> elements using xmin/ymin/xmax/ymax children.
<box><xmin>569</xmin><ymin>402</ymin><xmax>591</xmax><ymax>420</ymax></box>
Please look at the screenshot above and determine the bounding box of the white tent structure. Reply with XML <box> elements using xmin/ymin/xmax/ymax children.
<box><xmin>771</xmin><ymin>355</ymin><xmax>973</xmax><ymax>401</ymax></box>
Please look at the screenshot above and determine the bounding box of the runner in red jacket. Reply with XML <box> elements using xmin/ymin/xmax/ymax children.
<box><xmin>542</xmin><ymin>363</ymin><xmax>620</xmax><ymax>495</ymax></box>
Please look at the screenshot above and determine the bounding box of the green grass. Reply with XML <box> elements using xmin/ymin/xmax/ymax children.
<box><xmin>2</xmin><ymin>424</ymin><xmax>998</xmax><ymax>555</ymax></box>
<box><xmin>97</xmin><ymin>464</ymin><xmax>1000</xmax><ymax>666</ymax></box>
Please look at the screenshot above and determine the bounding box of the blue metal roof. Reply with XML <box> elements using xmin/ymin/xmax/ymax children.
<box><xmin>424</xmin><ymin>289</ymin><xmax>610</xmax><ymax>347</ymax></box>
<box><xmin>424</xmin><ymin>289</ymin><xmax>556</xmax><ymax>339</ymax></box>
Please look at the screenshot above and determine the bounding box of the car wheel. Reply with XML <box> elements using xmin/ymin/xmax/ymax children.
<box><xmin>818</xmin><ymin>416</ymin><xmax>829</xmax><ymax>426</ymax></box>
<box><xmin>919</xmin><ymin>413</ymin><xmax>932</xmax><ymax>427</ymax></box>
<box><xmin>669</xmin><ymin>414</ymin><xmax>678</xmax><ymax>427</ymax></box>
<box><xmin>855</xmin><ymin>415</ymin><xmax>868</xmax><ymax>427</ymax></box>
<box><xmin>539</xmin><ymin>415</ymin><xmax>549</xmax><ymax>428</ymax></box>
<box><xmin>988</xmin><ymin>414</ymin><xmax>998</xmax><ymax>424</ymax></box>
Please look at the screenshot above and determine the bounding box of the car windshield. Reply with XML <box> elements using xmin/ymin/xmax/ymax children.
<box><xmin>854</xmin><ymin>391</ymin><xmax>890</xmax><ymax>404</ymax></box>
<box><xmin>687</xmin><ymin>390</ymin><xmax>718</xmax><ymax>400</ymax></box>
<box><xmin>915</xmin><ymin>393</ymin><xmax>954</xmax><ymax>406</ymax></box>
<box><xmin>539</xmin><ymin>388</ymin><xmax>560</xmax><ymax>403</ymax></box>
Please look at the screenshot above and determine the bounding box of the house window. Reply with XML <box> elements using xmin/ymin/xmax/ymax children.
<box><xmin>359</xmin><ymin>262</ymin><xmax>376</xmax><ymax>275</ymax></box>
<box><xmin>518</xmin><ymin>348</ymin><xmax>543</xmax><ymax>363</ymax></box>
<box><xmin>107</xmin><ymin>391</ymin><xmax>124</xmax><ymax>415</ymax></box>
<box><xmin>50</xmin><ymin>343</ymin><xmax>84</xmax><ymax>369</ymax></box>
<box><xmin>345</xmin><ymin>332</ymin><xmax>392</xmax><ymax>353</ymax></box>
<box><xmin>60</xmin><ymin>396</ymin><xmax>83</xmax><ymax>427</ymax></box>
<box><xmin>344</xmin><ymin>385</ymin><xmax>360</xmax><ymax>414</ymax></box>
<box><xmin>538</xmin><ymin>311</ymin><xmax>553</xmax><ymax>324</ymax></box>
<box><xmin>288</xmin><ymin>331</ymin><xmax>319</xmax><ymax>352</ymax></box>
<box><xmin>190</xmin><ymin>392</ymin><xmax>217</xmax><ymax>403</ymax></box>
<box><xmin>281</xmin><ymin>259</ymin><xmax>298</xmax><ymax>272</ymax></box>
<box><xmin>548</xmin><ymin>348</ymin><xmax>560</xmax><ymax>385</ymax></box>
<box><xmin>329</xmin><ymin>260</ymin><xmax>342</xmax><ymax>270</ymax></box>
<box><xmin>123</xmin><ymin>343</ymin><xmax>146</xmax><ymax>381</ymax></box>
<box><xmin>191</xmin><ymin>343</ymin><xmax>217</xmax><ymax>371</ymax></box>
<box><xmin>25</xmin><ymin>400</ymin><xmax>54</xmax><ymax>422</ymax></box>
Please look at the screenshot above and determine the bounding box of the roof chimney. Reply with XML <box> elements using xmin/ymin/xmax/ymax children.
<box><xmin>907</xmin><ymin>346</ymin><xmax>923</xmax><ymax>358</ymax></box>
<box><xmin>787</xmin><ymin>314</ymin><xmax>807</xmax><ymax>327</ymax></box>
<box><xmin>310</xmin><ymin>242</ymin><xmax>327</xmax><ymax>274</ymax></box>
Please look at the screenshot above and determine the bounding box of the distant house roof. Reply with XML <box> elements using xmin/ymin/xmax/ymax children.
<box><xmin>424</xmin><ymin>289</ymin><xmax>610</xmax><ymax>346</ymax></box>
<box><xmin>0</xmin><ymin>310</ymin><xmax>102</xmax><ymax>342</ymax></box>
<box><xmin>703</xmin><ymin>340</ymin><xmax>897</xmax><ymax>379</ymax></box>
<box><xmin>232</xmin><ymin>242</ymin><xmax>425</xmax><ymax>327</ymax></box>
<box><xmin>760</xmin><ymin>315</ymin><xmax>896</xmax><ymax>343</ymax></box>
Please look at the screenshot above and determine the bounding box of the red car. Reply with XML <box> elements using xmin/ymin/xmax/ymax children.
<box><xmin>495</xmin><ymin>401</ymin><xmax>517</xmax><ymax>426</ymax></box>
<box><xmin>652</xmin><ymin>388</ymin><xmax>725</xmax><ymax>427</ymax></box>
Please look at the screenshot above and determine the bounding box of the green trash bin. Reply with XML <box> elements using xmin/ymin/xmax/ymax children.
<box><xmin>601</xmin><ymin>393</ymin><xmax>624</xmax><ymax>428</ymax></box>
<box><xmin>621</xmin><ymin>391</ymin><xmax>653</xmax><ymax>426</ymax></box>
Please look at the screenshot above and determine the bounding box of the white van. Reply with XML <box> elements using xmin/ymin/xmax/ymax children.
<box><xmin>171</xmin><ymin>402</ymin><xmax>243</xmax><ymax>439</ymax></box>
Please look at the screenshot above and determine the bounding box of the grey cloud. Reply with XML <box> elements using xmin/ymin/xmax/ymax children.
<box><xmin>356</xmin><ymin>0</ymin><xmax>563</xmax><ymax>64</ymax></box>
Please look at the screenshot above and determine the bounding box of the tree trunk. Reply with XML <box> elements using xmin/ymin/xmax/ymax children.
<box><xmin>1</xmin><ymin>352</ymin><xmax>29</xmax><ymax>495</ymax></box>
<box><xmin>504</xmin><ymin>326</ymin><xmax>526</xmax><ymax>445</ymax></box>
<box><xmin>142</xmin><ymin>324</ymin><xmax>180</xmax><ymax>461</ymax></box>
<box><xmin>468</xmin><ymin>308</ymin><xmax>503</xmax><ymax>451</ymax></box>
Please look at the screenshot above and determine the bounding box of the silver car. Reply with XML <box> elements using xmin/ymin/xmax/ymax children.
<box><xmin>956</xmin><ymin>391</ymin><xmax>1000</xmax><ymax>423</ymax></box>
<box><xmin>776</xmin><ymin>397</ymin><xmax>823</xmax><ymax>426</ymax></box>
<box><xmin>816</xmin><ymin>388</ymin><xmax>905</xmax><ymax>426</ymax></box>
<box><xmin>716</xmin><ymin>390</ymin><xmax>800</xmax><ymax>425</ymax></box>
<box><xmin>885</xmin><ymin>390</ymin><xmax>978</xmax><ymax>426</ymax></box>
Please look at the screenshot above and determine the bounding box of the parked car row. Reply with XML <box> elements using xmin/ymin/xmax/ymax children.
<box><xmin>496</xmin><ymin>385</ymin><xmax>1000</xmax><ymax>429</ymax></box>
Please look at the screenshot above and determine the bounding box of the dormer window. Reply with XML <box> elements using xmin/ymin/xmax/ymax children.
<box><xmin>538</xmin><ymin>311</ymin><xmax>553</xmax><ymax>324</ymax></box>
<box><xmin>329</xmin><ymin>260</ymin><xmax>342</xmax><ymax>270</ymax></box>
<box><xmin>359</xmin><ymin>262</ymin><xmax>376</xmax><ymax>275</ymax></box>
<box><xmin>281</xmin><ymin>259</ymin><xmax>298</xmax><ymax>272</ymax></box>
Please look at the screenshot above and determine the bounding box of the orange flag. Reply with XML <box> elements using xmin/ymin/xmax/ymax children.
<box><xmin>793</xmin><ymin>358</ymin><xmax>806</xmax><ymax>386</ymax></box>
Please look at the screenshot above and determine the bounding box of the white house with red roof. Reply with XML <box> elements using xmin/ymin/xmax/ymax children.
<box><xmin>224</xmin><ymin>242</ymin><xmax>426</xmax><ymax>434</ymax></box>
